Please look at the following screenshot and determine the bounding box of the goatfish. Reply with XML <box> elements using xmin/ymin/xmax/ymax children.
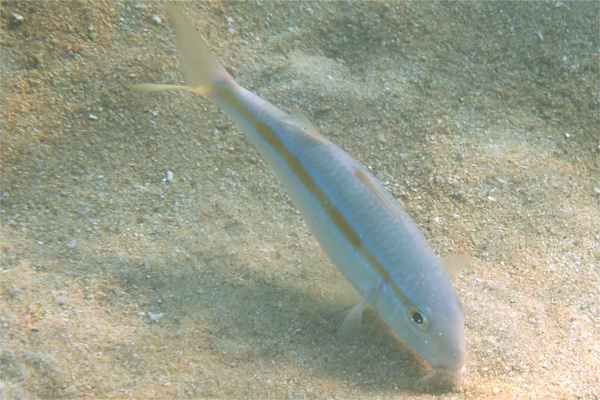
<box><xmin>132</xmin><ymin>4</ymin><xmax>466</xmax><ymax>383</ymax></box>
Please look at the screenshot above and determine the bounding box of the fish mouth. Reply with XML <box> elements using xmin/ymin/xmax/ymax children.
<box><xmin>419</xmin><ymin>364</ymin><xmax>465</xmax><ymax>385</ymax></box>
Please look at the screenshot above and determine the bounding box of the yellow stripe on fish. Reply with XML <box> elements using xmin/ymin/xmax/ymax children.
<box><xmin>132</xmin><ymin>4</ymin><xmax>466</xmax><ymax>383</ymax></box>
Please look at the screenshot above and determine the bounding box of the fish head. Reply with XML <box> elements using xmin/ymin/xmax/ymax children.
<box><xmin>404</xmin><ymin>284</ymin><xmax>466</xmax><ymax>377</ymax></box>
<box><xmin>387</xmin><ymin>273</ymin><xmax>466</xmax><ymax>378</ymax></box>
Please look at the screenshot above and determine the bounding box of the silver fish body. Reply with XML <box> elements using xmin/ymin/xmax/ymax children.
<box><xmin>133</xmin><ymin>4</ymin><xmax>466</xmax><ymax>380</ymax></box>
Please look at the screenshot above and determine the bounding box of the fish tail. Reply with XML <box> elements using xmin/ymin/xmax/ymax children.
<box><xmin>131</xmin><ymin>3</ymin><xmax>233</xmax><ymax>99</ymax></box>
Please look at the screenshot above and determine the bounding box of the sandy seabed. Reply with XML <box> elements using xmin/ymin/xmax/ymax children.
<box><xmin>1</xmin><ymin>1</ymin><xmax>598</xmax><ymax>399</ymax></box>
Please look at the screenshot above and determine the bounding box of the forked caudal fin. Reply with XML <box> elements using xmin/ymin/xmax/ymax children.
<box><xmin>130</xmin><ymin>3</ymin><xmax>233</xmax><ymax>98</ymax></box>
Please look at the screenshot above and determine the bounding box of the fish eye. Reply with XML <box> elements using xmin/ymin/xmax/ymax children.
<box><xmin>412</xmin><ymin>311</ymin><xmax>424</xmax><ymax>324</ymax></box>
<box><xmin>408</xmin><ymin>305</ymin><xmax>429</xmax><ymax>329</ymax></box>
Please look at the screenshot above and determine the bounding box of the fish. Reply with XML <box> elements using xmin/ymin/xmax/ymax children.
<box><xmin>132</xmin><ymin>4</ymin><xmax>466</xmax><ymax>383</ymax></box>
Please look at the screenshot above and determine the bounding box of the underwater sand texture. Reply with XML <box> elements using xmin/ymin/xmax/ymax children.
<box><xmin>1</xmin><ymin>1</ymin><xmax>598</xmax><ymax>398</ymax></box>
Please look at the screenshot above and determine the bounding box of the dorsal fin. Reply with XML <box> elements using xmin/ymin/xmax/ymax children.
<box><xmin>354</xmin><ymin>168</ymin><xmax>409</xmax><ymax>223</ymax></box>
<box><xmin>285</xmin><ymin>106</ymin><xmax>328</xmax><ymax>142</ymax></box>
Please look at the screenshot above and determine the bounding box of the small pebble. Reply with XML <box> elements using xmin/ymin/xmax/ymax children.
<box><xmin>165</xmin><ymin>170</ymin><xmax>174</xmax><ymax>182</ymax></box>
<box><xmin>152</xmin><ymin>14</ymin><xmax>162</xmax><ymax>25</ymax></box>
<box><xmin>11</xmin><ymin>13</ymin><xmax>24</xmax><ymax>25</ymax></box>
<box><xmin>493</xmin><ymin>387</ymin><xmax>501</xmax><ymax>395</ymax></box>
<box><xmin>148</xmin><ymin>312</ymin><xmax>164</xmax><ymax>322</ymax></box>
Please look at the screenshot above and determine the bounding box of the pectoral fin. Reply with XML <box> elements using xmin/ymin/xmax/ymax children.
<box><xmin>440</xmin><ymin>253</ymin><xmax>473</xmax><ymax>278</ymax></box>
